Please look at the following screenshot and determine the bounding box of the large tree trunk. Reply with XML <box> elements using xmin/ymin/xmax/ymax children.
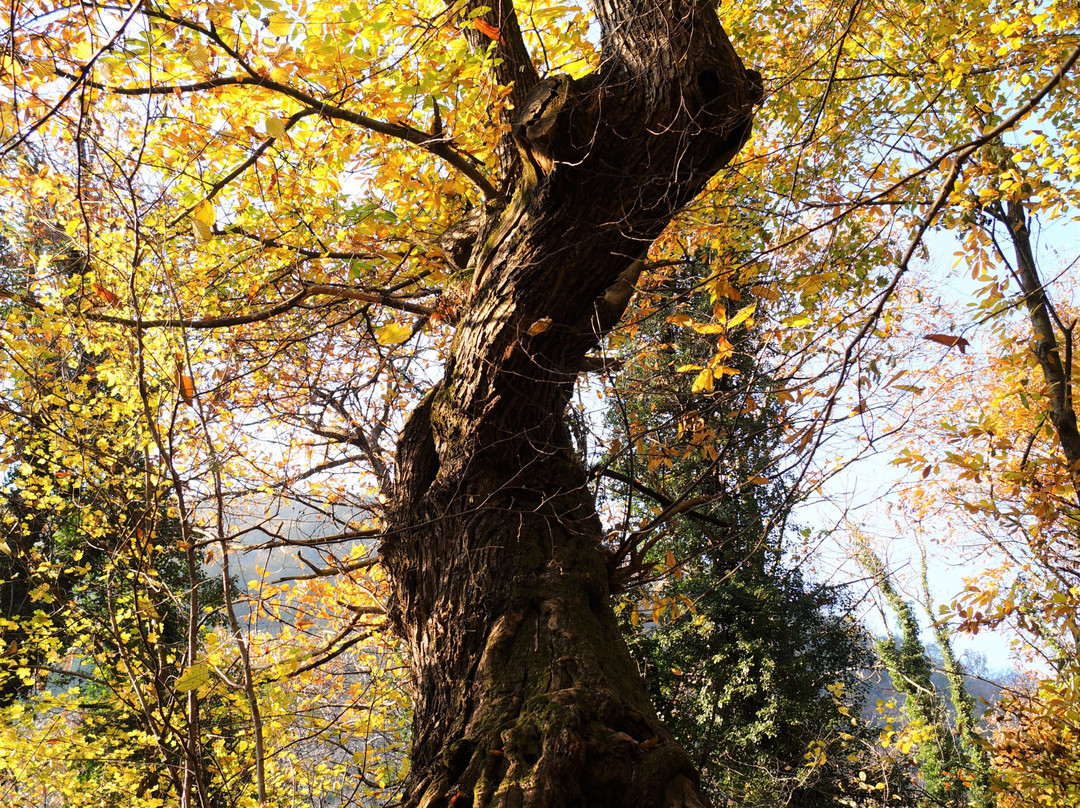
<box><xmin>381</xmin><ymin>2</ymin><xmax>760</xmax><ymax>805</ymax></box>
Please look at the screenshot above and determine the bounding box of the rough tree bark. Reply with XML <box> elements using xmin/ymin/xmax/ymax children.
<box><xmin>380</xmin><ymin>1</ymin><xmax>761</xmax><ymax>805</ymax></box>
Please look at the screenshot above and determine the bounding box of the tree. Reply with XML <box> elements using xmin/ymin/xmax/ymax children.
<box><xmin>1</xmin><ymin>167</ymin><xmax>406</xmax><ymax>807</ymax></box>
<box><xmin>6</xmin><ymin>0</ymin><xmax>1080</xmax><ymax>806</ymax></box>
<box><xmin>3</xmin><ymin>0</ymin><xmax>762</xmax><ymax>805</ymax></box>
<box><xmin>883</xmin><ymin>115</ymin><xmax>1080</xmax><ymax>808</ymax></box>
<box><xmin>378</xmin><ymin>14</ymin><xmax>760</xmax><ymax>802</ymax></box>
<box><xmin>857</xmin><ymin>547</ymin><xmax>994</xmax><ymax>808</ymax></box>
<box><xmin>631</xmin><ymin>565</ymin><xmax>875</xmax><ymax>807</ymax></box>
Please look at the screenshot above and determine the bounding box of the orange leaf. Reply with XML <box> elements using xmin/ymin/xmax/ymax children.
<box><xmin>527</xmin><ymin>317</ymin><xmax>552</xmax><ymax>336</ymax></box>
<box><xmin>473</xmin><ymin>19</ymin><xmax>503</xmax><ymax>43</ymax></box>
<box><xmin>178</xmin><ymin>373</ymin><xmax>195</xmax><ymax>406</ymax></box>
<box><xmin>924</xmin><ymin>333</ymin><xmax>970</xmax><ymax>353</ymax></box>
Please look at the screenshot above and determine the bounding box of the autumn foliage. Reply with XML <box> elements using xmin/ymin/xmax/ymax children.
<box><xmin>2</xmin><ymin>0</ymin><xmax>1080</xmax><ymax>805</ymax></box>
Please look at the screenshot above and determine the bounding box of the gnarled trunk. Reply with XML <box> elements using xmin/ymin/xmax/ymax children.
<box><xmin>381</xmin><ymin>3</ymin><xmax>760</xmax><ymax>805</ymax></box>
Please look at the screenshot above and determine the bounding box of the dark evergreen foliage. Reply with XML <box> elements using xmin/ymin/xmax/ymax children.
<box><xmin>606</xmin><ymin>258</ymin><xmax>877</xmax><ymax>805</ymax></box>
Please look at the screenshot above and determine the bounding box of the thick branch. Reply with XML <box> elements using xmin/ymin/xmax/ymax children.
<box><xmin>452</xmin><ymin>0</ymin><xmax>540</xmax><ymax>184</ymax></box>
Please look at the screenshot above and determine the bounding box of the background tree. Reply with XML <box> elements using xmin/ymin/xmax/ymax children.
<box><xmin>596</xmin><ymin>256</ymin><xmax>878</xmax><ymax>805</ymax></box>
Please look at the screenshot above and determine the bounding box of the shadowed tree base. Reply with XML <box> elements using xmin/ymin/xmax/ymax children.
<box><xmin>386</xmin><ymin>402</ymin><xmax>707</xmax><ymax>808</ymax></box>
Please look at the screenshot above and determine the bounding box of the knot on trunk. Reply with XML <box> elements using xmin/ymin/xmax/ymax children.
<box><xmin>513</xmin><ymin>75</ymin><xmax>574</xmax><ymax>184</ymax></box>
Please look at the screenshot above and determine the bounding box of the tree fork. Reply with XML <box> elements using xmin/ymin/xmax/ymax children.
<box><xmin>382</xmin><ymin>2</ymin><xmax>761</xmax><ymax>805</ymax></box>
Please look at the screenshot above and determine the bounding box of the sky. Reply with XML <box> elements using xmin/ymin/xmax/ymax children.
<box><xmin>799</xmin><ymin>214</ymin><xmax>1080</xmax><ymax>681</ymax></box>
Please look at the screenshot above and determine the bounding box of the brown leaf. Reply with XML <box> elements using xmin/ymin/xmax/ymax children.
<box><xmin>527</xmin><ymin>317</ymin><xmax>552</xmax><ymax>336</ymax></box>
<box><xmin>924</xmin><ymin>333</ymin><xmax>970</xmax><ymax>354</ymax></box>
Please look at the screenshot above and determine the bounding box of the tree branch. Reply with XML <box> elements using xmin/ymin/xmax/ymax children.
<box><xmin>0</xmin><ymin>0</ymin><xmax>145</xmax><ymax>159</ymax></box>
<box><xmin>451</xmin><ymin>0</ymin><xmax>540</xmax><ymax>183</ymax></box>
<box><xmin>140</xmin><ymin>8</ymin><xmax>500</xmax><ymax>201</ymax></box>
<box><xmin>168</xmin><ymin>107</ymin><xmax>319</xmax><ymax>226</ymax></box>
<box><xmin>80</xmin><ymin>283</ymin><xmax>433</xmax><ymax>330</ymax></box>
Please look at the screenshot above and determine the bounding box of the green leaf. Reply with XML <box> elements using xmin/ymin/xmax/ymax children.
<box><xmin>175</xmin><ymin>662</ymin><xmax>210</xmax><ymax>693</ymax></box>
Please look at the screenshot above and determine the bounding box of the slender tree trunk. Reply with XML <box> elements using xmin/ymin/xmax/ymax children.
<box><xmin>1003</xmin><ymin>200</ymin><xmax>1080</xmax><ymax>486</ymax></box>
<box><xmin>381</xmin><ymin>2</ymin><xmax>760</xmax><ymax>805</ymax></box>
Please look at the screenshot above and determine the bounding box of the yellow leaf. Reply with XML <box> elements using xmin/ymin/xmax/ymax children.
<box><xmin>185</xmin><ymin>43</ymin><xmax>209</xmax><ymax>70</ymax></box>
<box><xmin>193</xmin><ymin>200</ymin><xmax>215</xmax><ymax>227</ymax></box>
<box><xmin>266</xmin><ymin>11</ymin><xmax>292</xmax><ymax>37</ymax></box>
<box><xmin>193</xmin><ymin>218</ymin><xmax>213</xmax><ymax>243</ymax></box>
<box><xmin>175</xmin><ymin>662</ymin><xmax>209</xmax><ymax>692</ymax></box>
<box><xmin>727</xmin><ymin>302</ymin><xmax>756</xmax><ymax>329</ymax></box>
<box><xmin>375</xmin><ymin>321</ymin><xmax>412</xmax><ymax>345</ymax></box>
<box><xmin>691</xmin><ymin>368</ymin><xmax>714</xmax><ymax>393</ymax></box>
<box><xmin>265</xmin><ymin>115</ymin><xmax>287</xmax><ymax>139</ymax></box>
